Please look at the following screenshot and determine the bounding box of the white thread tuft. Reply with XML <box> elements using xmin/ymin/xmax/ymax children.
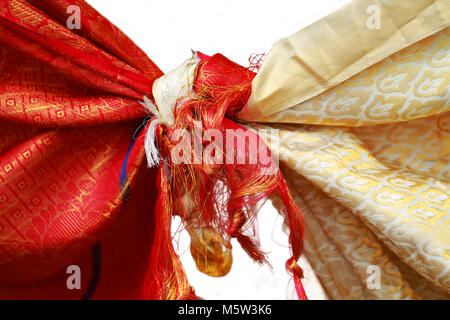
<box><xmin>141</xmin><ymin>97</ymin><xmax>164</xmax><ymax>167</ymax></box>
<box><xmin>141</xmin><ymin>55</ymin><xmax>200</xmax><ymax>168</ymax></box>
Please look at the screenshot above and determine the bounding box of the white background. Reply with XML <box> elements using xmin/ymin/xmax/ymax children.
<box><xmin>85</xmin><ymin>0</ymin><xmax>350</xmax><ymax>299</ymax></box>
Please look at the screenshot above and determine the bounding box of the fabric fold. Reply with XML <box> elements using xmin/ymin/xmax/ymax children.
<box><xmin>0</xmin><ymin>0</ymin><xmax>161</xmax><ymax>299</ymax></box>
<box><xmin>240</xmin><ymin>0</ymin><xmax>449</xmax><ymax>121</ymax></box>
<box><xmin>259</xmin><ymin>113</ymin><xmax>450</xmax><ymax>297</ymax></box>
<box><xmin>239</xmin><ymin>0</ymin><xmax>450</xmax><ymax>299</ymax></box>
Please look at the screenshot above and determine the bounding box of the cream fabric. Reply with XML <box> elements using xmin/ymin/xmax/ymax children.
<box><xmin>241</xmin><ymin>0</ymin><xmax>450</xmax><ymax>299</ymax></box>
<box><xmin>239</xmin><ymin>0</ymin><xmax>449</xmax><ymax>121</ymax></box>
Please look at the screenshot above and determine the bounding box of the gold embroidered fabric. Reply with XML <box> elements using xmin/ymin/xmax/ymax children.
<box><xmin>253</xmin><ymin>30</ymin><xmax>450</xmax><ymax>126</ymax></box>
<box><xmin>240</xmin><ymin>0</ymin><xmax>449</xmax><ymax>121</ymax></box>
<box><xmin>242</xmin><ymin>0</ymin><xmax>450</xmax><ymax>299</ymax></box>
<box><xmin>266</xmin><ymin>118</ymin><xmax>450</xmax><ymax>299</ymax></box>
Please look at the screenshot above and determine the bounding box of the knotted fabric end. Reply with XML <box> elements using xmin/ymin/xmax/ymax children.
<box><xmin>142</xmin><ymin>52</ymin><xmax>308</xmax><ymax>300</ymax></box>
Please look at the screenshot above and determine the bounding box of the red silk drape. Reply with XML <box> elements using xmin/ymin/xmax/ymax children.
<box><xmin>0</xmin><ymin>0</ymin><xmax>162</xmax><ymax>299</ymax></box>
<box><xmin>0</xmin><ymin>0</ymin><xmax>307</xmax><ymax>300</ymax></box>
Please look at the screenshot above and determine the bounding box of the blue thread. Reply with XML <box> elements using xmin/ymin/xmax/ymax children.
<box><xmin>119</xmin><ymin>119</ymin><xmax>149</xmax><ymax>203</ymax></box>
<box><xmin>82</xmin><ymin>242</ymin><xmax>101</xmax><ymax>300</ymax></box>
<box><xmin>81</xmin><ymin>120</ymin><xmax>150</xmax><ymax>300</ymax></box>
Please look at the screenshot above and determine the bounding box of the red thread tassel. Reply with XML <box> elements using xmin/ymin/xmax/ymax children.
<box><xmin>143</xmin><ymin>52</ymin><xmax>307</xmax><ymax>300</ymax></box>
<box><xmin>143</xmin><ymin>165</ymin><xmax>197</xmax><ymax>300</ymax></box>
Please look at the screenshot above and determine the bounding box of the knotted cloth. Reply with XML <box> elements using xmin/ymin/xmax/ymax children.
<box><xmin>0</xmin><ymin>0</ymin><xmax>449</xmax><ymax>300</ymax></box>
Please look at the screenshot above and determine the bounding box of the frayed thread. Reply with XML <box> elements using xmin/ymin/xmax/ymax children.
<box><xmin>140</xmin><ymin>96</ymin><xmax>165</xmax><ymax>167</ymax></box>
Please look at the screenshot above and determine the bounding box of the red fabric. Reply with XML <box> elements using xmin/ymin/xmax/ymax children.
<box><xmin>0</xmin><ymin>0</ymin><xmax>161</xmax><ymax>298</ymax></box>
<box><xmin>0</xmin><ymin>1</ymin><xmax>307</xmax><ymax>300</ymax></box>
<box><xmin>195</xmin><ymin>52</ymin><xmax>255</xmax><ymax>116</ymax></box>
<box><xmin>0</xmin><ymin>165</ymin><xmax>157</xmax><ymax>299</ymax></box>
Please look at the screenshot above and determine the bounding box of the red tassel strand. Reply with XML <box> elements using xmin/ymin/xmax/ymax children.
<box><xmin>144</xmin><ymin>52</ymin><xmax>307</xmax><ymax>300</ymax></box>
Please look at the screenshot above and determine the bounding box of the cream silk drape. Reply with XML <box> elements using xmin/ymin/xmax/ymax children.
<box><xmin>240</xmin><ymin>0</ymin><xmax>450</xmax><ymax>299</ymax></box>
